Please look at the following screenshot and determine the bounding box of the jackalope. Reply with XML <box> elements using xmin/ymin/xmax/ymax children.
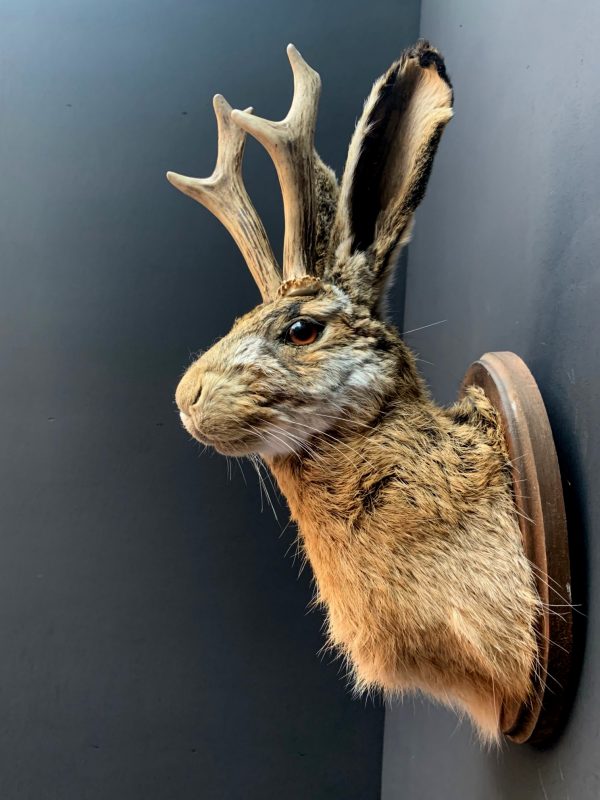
<box><xmin>168</xmin><ymin>41</ymin><xmax>541</xmax><ymax>741</ymax></box>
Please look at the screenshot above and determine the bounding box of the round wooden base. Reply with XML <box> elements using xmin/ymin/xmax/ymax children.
<box><xmin>461</xmin><ymin>352</ymin><xmax>572</xmax><ymax>745</ymax></box>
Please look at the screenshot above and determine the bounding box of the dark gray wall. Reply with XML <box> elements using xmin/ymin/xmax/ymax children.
<box><xmin>383</xmin><ymin>2</ymin><xmax>599</xmax><ymax>798</ymax></box>
<box><xmin>0</xmin><ymin>2</ymin><xmax>421</xmax><ymax>798</ymax></box>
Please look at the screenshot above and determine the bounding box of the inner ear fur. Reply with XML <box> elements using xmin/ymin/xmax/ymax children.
<box><xmin>330</xmin><ymin>40</ymin><xmax>453</xmax><ymax>308</ymax></box>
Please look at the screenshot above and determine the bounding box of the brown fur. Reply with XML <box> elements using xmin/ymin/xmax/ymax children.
<box><xmin>171</xmin><ymin>41</ymin><xmax>540</xmax><ymax>742</ymax></box>
<box><xmin>271</xmin><ymin>383</ymin><xmax>538</xmax><ymax>738</ymax></box>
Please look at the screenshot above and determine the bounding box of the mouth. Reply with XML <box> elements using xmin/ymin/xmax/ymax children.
<box><xmin>178</xmin><ymin>411</ymin><xmax>262</xmax><ymax>456</ymax></box>
<box><xmin>179</xmin><ymin>410</ymin><xmax>320</xmax><ymax>459</ymax></box>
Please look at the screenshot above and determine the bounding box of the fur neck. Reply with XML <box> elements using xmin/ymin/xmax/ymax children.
<box><xmin>265</xmin><ymin>380</ymin><xmax>540</xmax><ymax>743</ymax></box>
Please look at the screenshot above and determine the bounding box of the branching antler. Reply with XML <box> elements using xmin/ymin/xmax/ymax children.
<box><xmin>167</xmin><ymin>94</ymin><xmax>281</xmax><ymax>302</ymax></box>
<box><xmin>232</xmin><ymin>44</ymin><xmax>321</xmax><ymax>282</ymax></box>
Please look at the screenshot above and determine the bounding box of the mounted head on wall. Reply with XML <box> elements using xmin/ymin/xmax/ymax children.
<box><xmin>168</xmin><ymin>42</ymin><xmax>572</xmax><ymax>745</ymax></box>
<box><xmin>169</xmin><ymin>41</ymin><xmax>453</xmax><ymax>458</ymax></box>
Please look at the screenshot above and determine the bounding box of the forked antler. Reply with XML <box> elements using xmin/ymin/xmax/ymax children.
<box><xmin>167</xmin><ymin>45</ymin><xmax>322</xmax><ymax>295</ymax></box>
<box><xmin>166</xmin><ymin>95</ymin><xmax>281</xmax><ymax>302</ymax></box>
<box><xmin>232</xmin><ymin>44</ymin><xmax>321</xmax><ymax>282</ymax></box>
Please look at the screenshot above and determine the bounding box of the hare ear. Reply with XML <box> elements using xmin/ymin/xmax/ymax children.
<box><xmin>328</xmin><ymin>41</ymin><xmax>453</xmax><ymax>313</ymax></box>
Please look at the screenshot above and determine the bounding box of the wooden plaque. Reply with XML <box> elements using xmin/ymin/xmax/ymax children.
<box><xmin>461</xmin><ymin>351</ymin><xmax>573</xmax><ymax>745</ymax></box>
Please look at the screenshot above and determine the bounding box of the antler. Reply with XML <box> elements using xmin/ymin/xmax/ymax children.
<box><xmin>231</xmin><ymin>44</ymin><xmax>321</xmax><ymax>282</ymax></box>
<box><xmin>166</xmin><ymin>94</ymin><xmax>281</xmax><ymax>302</ymax></box>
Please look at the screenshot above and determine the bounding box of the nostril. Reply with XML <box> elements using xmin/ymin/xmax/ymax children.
<box><xmin>175</xmin><ymin>369</ymin><xmax>204</xmax><ymax>417</ymax></box>
<box><xmin>192</xmin><ymin>384</ymin><xmax>203</xmax><ymax>405</ymax></box>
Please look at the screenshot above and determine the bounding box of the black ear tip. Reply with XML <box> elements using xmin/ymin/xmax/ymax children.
<box><xmin>406</xmin><ymin>39</ymin><xmax>453</xmax><ymax>91</ymax></box>
<box><xmin>406</xmin><ymin>38</ymin><xmax>433</xmax><ymax>61</ymax></box>
<box><xmin>418</xmin><ymin>49</ymin><xmax>436</xmax><ymax>67</ymax></box>
<box><xmin>409</xmin><ymin>38</ymin><xmax>432</xmax><ymax>54</ymax></box>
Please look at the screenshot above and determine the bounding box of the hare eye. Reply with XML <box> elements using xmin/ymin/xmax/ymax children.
<box><xmin>286</xmin><ymin>319</ymin><xmax>323</xmax><ymax>346</ymax></box>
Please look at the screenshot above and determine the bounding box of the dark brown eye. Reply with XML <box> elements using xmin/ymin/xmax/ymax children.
<box><xmin>286</xmin><ymin>319</ymin><xmax>323</xmax><ymax>346</ymax></box>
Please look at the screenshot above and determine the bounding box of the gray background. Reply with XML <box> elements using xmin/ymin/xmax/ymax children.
<box><xmin>383</xmin><ymin>1</ymin><xmax>599</xmax><ymax>798</ymax></box>
<box><xmin>0</xmin><ymin>1</ymin><xmax>420</xmax><ymax>798</ymax></box>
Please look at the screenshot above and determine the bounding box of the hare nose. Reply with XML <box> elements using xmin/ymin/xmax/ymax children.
<box><xmin>175</xmin><ymin>370</ymin><xmax>204</xmax><ymax>416</ymax></box>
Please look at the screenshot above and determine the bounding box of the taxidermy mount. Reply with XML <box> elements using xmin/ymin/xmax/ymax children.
<box><xmin>168</xmin><ymin>41</ymin><xmax>572</xmax><ymax>744</ymax></box>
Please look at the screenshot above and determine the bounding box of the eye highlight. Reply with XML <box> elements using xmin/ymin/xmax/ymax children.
<box><xmin>285</xmin><ymin>318</ymin><xmax>324</xmax><ymax>346</ymax></box>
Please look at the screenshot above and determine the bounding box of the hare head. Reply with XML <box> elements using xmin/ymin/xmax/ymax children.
<box><xmin>169</xmin><ymin>42</ymin><xmax>541</xmax><ymax>744</ymax></box>
<box><xmin>171</xmin><ymin>41</ymin><xmax>452</xmax><ymax>459</ymax></box>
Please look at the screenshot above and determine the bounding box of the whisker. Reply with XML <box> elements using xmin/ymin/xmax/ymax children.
<box><xmin>285</xmin><ymin>417</ymin><xmax>378</xmax><ymax>472</ymax></box>
<box><xmin>401</xmin><ymin>319</ymin><xmax>447</xmax><ymax>336</ymax></box>
<box><xmin>235</xmin><ymin>457</ymin><xmax>247</xmax><ymax>486</ymax></box>
<box><xmin>246</xmin><ymin>448</ymin><xmax>279</xmax><ymax>521</ymax></box>
<box><xmin>310</xmin><ymin>410</ymin><xmax>375</xmax><ymax>431</ymax></box>
<box><xmin>513</xmin><ymin>507</ymin><xmax>535</xmax><ymax>525</ymax></box>
<box><xmin>528</xmin><ymin>562</ymin><xmax>583</xmax><ymax>615</ymax></box>
<box><xmin>284</xmin><ymin>420</ymin><xmax>365</xmax><ymax>470</ymax></box>
<box><xmin>248</xmin><ymin>454</ymin><xmax>264</xmax><ymax>512</ymax></box>
<box><xmin>263</xmin><ymin>423</ymin><xmax>326</xmax><ymax>465</ymax></box>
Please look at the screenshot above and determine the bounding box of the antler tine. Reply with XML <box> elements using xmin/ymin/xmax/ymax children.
<box><xmin>166</xmin><ymin>94</ymin><xmax>281</xmax><ymax>302</ymax></box>
<box><xmin>232</xmin><ymin>44</ymin><xmax>321</xmax><ymax>282</ymax></box>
